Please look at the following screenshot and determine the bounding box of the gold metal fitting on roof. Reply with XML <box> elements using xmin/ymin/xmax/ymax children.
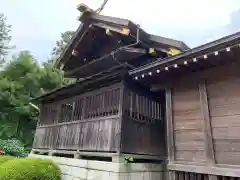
<box><xmin>119</xmin><ymin>28</ymin><xmax>130</xmax><ymax>35</ymax></box>
<box><xmin>167</xmin><ymin>48</ymin><xmax>181</xmax><ymax>56</ymax></box>
<box><xmin>149</xmin><ymin>48</ymin><xmax>155</xmax><ymax>55</ymax></box>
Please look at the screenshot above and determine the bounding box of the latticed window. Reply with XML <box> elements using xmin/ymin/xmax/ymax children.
<box><xmin>59</xmin><ymin>102</ymin><xmax>75</xmax><ymax>123</ymax></box>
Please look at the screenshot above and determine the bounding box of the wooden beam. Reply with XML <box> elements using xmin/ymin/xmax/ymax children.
<box><xmin>168</xmin><ymin>163</ymin><xmax>240</xmax><ymax>178</ymax></box>
<box><xmin>199</xmin><ymin>80</ymin><xmax>215</xmax><ymax>164</ymax></box>
<box><xmin>117</xmin><ymin>83</ymin><xmax>125</xmax><ymax>153</ymax></box>
<box><xmin>165</xmin><ymin>88</ymin><xmax>175</xmax><ymax>162</ymax></box>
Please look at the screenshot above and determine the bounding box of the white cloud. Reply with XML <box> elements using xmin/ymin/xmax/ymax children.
<box><xmin>0</xmin><ymin>0</ymin><xmax>240</xmax><ymax>61</ymax></box>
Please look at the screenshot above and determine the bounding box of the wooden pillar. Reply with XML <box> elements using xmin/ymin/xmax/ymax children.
<box><xmin>117</xmin><ymin>83</ymin><xmax>125</xmax><ymax>154</ymax></box>
<box><xmin>199</xmin><ymin>80</ymin><xmax>216</xmax><ymax>180</ymax></box>
<box><xmin>165</xmin><ymin>88</ymin><xmax>175</xmax><ymax>162</ymax></box>
<box><xmin>165</xmin><ymin>88</ymin><xmax>176</xmax><ymax>180</ymax></box>
<box><xmin>199</xmin><ymin>81</ymin><xmax>215</xmax><ymax>163</ymax></box>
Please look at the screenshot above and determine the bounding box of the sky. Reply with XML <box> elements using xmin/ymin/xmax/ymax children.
<box><xmin>1</xmin><ymin>0</ymin><xmax>240</xmax><ymax>62</ymax></box>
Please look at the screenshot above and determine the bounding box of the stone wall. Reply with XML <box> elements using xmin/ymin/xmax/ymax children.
<box><xmin>29</xmin><ymin>154</ymin><xmax>164</xmax><ymax>180</ymax></box>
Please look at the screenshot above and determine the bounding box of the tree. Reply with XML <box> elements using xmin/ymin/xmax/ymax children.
<box><xmin>0</xmin><ymin>13</ymin><xmax>11</xmax><ymax>65</ymax></box>
<box><xmin>0</xmin><ymin>51</ymin><xmax>67</xmax><ymax>147</ymax></box>
<box><xmin>52</xmin><ymin>30</ymin><xmax>75</xmax><ymax>59</ymax></box>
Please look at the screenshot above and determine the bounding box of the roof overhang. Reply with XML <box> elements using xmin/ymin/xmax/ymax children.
<box><xmin>33</xmin><ymin>64</ymin><xmax>129</xmax><ymax>103</ymax></box>
<box><xmin>55</xmin><ymin>11</ymin><xmax>189</xmax><ymax>74</ymax></box>
<box><xmin>129</xmin><ymin>31</ymin><xmax>240</xmax><ymax>88</ymax></box>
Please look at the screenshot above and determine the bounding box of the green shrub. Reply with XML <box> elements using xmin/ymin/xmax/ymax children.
<box><xmin>0</xmin><ymin>139</ymin><xmax>26</xmax><ymax>157</ymax></box>
<box><xmin>0</xmin><ymin>156</ymin><xmax>15</xmax><ymax>164</ymax></box>
<box><xmin>0</xmin><ymin>157</ymin><xmax>61</xmax><ymax>180</ymax></box>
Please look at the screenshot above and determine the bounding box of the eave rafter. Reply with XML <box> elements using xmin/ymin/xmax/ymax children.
<box><xmin>132</xmin><ymin>43</ymin><xmax>240</xmax><ymax>82</ymax></box>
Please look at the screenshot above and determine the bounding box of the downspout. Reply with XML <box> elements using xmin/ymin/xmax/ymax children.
<box><xmin>111</xmin><ymin>25</ymin><xmax>140</xmax><ymax>68</ymax></box>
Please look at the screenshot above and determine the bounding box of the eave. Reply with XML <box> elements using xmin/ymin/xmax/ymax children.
<box><xmin>128</xmin><ymin>31</ymin><xmax>240</xmax><ymax>88</ymax></box>
<box><xmin>33</xmin><ymin>64</ymin><xmax>130</xmax><ymax>103</ymax></box>
<box><xmin>129</xmin><ymin>32</ymin><xmax>240</xmax><ymax>79</ymax></box>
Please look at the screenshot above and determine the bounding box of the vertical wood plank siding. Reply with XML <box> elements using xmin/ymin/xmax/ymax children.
<box><xmin>169</xmin><ymin>62</ymin><xmax>240</xmax><ymax>176</ymax></box>
<box><xmin>33</xmin><ymin>82</ymin><xmax>165</xmax><ymax>155</ymax></box>
<box><xmin>172</xmin><ymin>82</ymin><xmax>206</xmax><ymax>163</ymax></box>
<box><xmin>206</xmin><ymin>63</ymin><xmax>240</xmax><ymax>165</ymax></box>
<box><xmin>121</xmin><ymin>88</ymin><xmax>164</xmax><ymax>156</ymax></box>
<box><xmin>33</xmin><ymin>84</ymin><xmax>122</xmax><ymax>152</ymax></box>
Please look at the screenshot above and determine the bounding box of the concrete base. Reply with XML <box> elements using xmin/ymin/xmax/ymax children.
<box><xmin>29</xmin><ymin>154</ymin><xmax>164</xmax><ymax>180</ymax></box>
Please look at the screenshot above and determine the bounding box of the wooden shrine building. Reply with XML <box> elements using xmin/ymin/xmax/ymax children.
<box><xmin>32</xmin><ymin>10</ymin><xmax>188</xmax><ymax>161</ymax></box>
<box><xmin>130</xmin><ymin>32</ymin><xmax>240</xmax><ymax>179</ymax></box>
<box><xmin>31</xmin><ymin>8</ymin><xmax>240</xmax><ymax>180</ymax></box>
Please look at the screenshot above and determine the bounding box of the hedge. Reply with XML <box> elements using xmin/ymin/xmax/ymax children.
<box><xmin>0</xmin><ymin>156</ymin><xmax>15</xmax><ymax>165</ymax></box>
<box><xmin>0</xmin><ymin>157</ymin><xmax>61</xmax><ymax>180</ymax></box>
<box><xmin>0</xmin><ymin>139</ymin><xmax>26</xmax><ymax>157</ymax></box>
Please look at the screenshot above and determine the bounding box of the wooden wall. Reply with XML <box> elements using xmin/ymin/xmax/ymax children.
<box><xmin>33</xmin><ymin>83</ymin><xmax>122</xmax><ymax>152</ymax></box>
<box><xmin>172</xmin><ymin>82</ymin><xmax>205</xmax><ymax>163</ymax></box>
<box><xmin>33</xmin><ymin>116</ymin><xmax>120</xmax><ymax>152</ymax></box>
<box><xmin>207</xmin><ymin>63</ymin><xmax>240</xmax><ymax>165</ymax></box>
<box><xmin>120</xmin><ymin>86</ymin><xmax>165</xmax><ymax>157</ymax></box>
<box><xmin>34</xmin><ymin>81</ymin><xmax>165</xmax><ymax>157</ymax></box>
<box><xmin>166</xmin><ymin>61</ymin><xmax>240</xmax><ymax>178</ymax></box>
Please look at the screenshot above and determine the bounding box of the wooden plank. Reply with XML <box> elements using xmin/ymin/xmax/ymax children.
<box><xmin>174</xmin><ymin>119</ymin><xmax>204</xmax><ymax>130</ymax></box>
<box><xmin>211</xmin><ymin>115</ymin><xmax>240</xmax><ymax>128</ymax></box>
<box><xmin>210</xmin><ymin>103</ymin><xmax>240</xmax><ymax>117</ymax></box>
<box><xmin>209</xmin><ymin>175</ymin><xmax>218</xmax><ymax>180</ymax></box>
<box><xmin>213</xmin><ymin>140</ymin><xmax>240</xmax><ymax>152</ymax></box>
<box><xmin>175</xmin><ymin>150</ymin><xmax>206</xmax><ymax>162</ymax></box>
<box><xmin>215</xmin><ymin>151</ymin><xmax>240</xmax><ymax>165</ymax></box>
<box><xmin>212</xmin><ymin>127</ymin><xmax>240</xmax><ymax>139</ymax></box>
<box><xmin>168</xmin><ymin>163</ymin><xmax>240</xmax><ymax>178</ymax></box>
<box><xmin>117</xmin><ymin>84</ymin><xmax>124</xmax><ymax>153</ymax></box>
<box><xmin>166</xmin><ymin>88</ymin><xmax>175</xmax><ymax>162</ymax></box>
<box><xmin>175</xmin><ymin>141</ymin><xmax>205</xmax><ymax>151</ymax></box>
<box><xmin>199</xmin><ymin>81</ymin><xmax>215</xmax><ymax>164</ymax></box>
<box><xmin>174</xmin><ymin>130</ymin><xmax>204</xmax><ymax>142</ymax></box>
<box><xmin>173</xmin><ymin>109</ymin><xmax>202</xmax><ymax>120</ymax></box>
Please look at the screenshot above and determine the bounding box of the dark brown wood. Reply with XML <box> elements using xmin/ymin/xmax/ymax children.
<box><xmin>33</xmin><ymin>80</ymin><xmax>165</xmax><ymax>157</ymax></box>
<box><xmin>168</xmin><ymin>163</ymin><xmax>240</xmax><ymax>178</ymax></box>
<box><xmin>117</xmin><ymin>83</ymin><xmax>125</xmax><ymax>153</ymax></box>
<box><xmin>120</xmin><ymin>85</ymin><xmax>164</xmax><ymax>156</ymax></box>
<box><xmin>199</xmin><ymin>80</ymin><xmax>216</xmax><ymax>164</ymax></box>
<box><xmin>166</xmin><ymin>88</ymin><xmax>175</xmax><ymax>162</ymax></box>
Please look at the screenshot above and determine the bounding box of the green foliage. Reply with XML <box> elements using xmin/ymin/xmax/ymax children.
<box><xmin>0</xmin><ymin>156</ymin><xmax>15</xmax><ymax>164</ymax></box>
<box><xmin>0</xmin><ymin>13</ymin><xmax>72</xmax><ymax>149</ymax></box>
<box><xmin>0</xmin><ymin>157</ymin><xmax>61</xmax><ymax>180</ymax></box>
<box><xmin>124</xmin><ymin>156</ymin><xmax>134</xmax><ymax>164</ymax></box>
<box><xmin>52</xmin><ymin>30</ymin><xmax>75</xmax><ymax>59</ymax></box>
<box><xmin>0</xmin><ymin>139</ymin><xmax>26</xmax><ymax>157</ymax></box>
<box><xmin>0</xmin><ymin>51</ymin><xmax>67</xmax><ymax>147</ymax></box>
<box><xmin>0</xmin><ymin>13</ymin><xmax>12</xmax><ymax>65</ymax></box>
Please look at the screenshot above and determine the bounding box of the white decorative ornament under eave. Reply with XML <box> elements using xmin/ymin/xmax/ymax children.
<box><xmin>72</xmin><ymin>49</ymin><xmax>79</xmax><ymax>56</ymax></box>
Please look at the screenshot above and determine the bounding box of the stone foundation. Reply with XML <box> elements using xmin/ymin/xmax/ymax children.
<box><xmin>29</xmin><ymin>154</ymin><xmax>164</xmax><ymax>180</ymax></box>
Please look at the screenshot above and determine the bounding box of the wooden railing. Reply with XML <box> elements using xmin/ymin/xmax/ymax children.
<box><xmin>39</xmin><ymin>85</ymin><xmax>121</xmax><ymax>126</ymax></box>
<box><xmin>33</xmin><ymin>115</ymin><xmax>120</xmax><ymax>152</ymax></box>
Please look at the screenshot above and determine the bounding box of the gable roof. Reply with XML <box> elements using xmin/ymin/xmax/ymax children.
<box><xmin>55</xmin><ymin>11</ymin><xmax>189</xmax><ymax>71</ymax></box>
